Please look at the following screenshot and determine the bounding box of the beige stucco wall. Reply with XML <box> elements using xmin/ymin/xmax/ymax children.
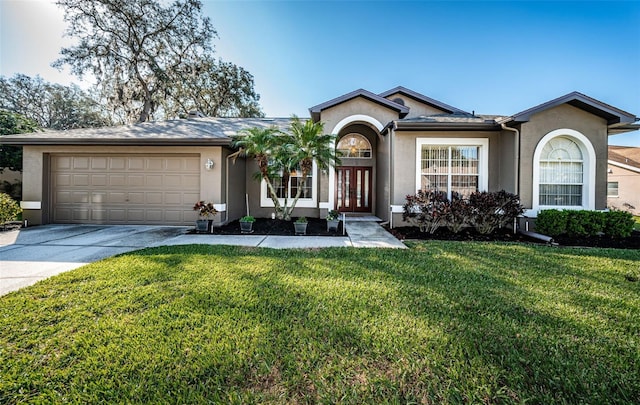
<box><xmin>389</xmin><ymin>130</ymin><xmax>504</xmax><ymax>226</ymax></box>
<box><xmin>518</xmin><ymin>104</ymin><xmax>608</xmax><ymax>210</ymax></box>
<box><xmin>320</xmin><ymin>98</ymin><xmax>399</xmax><ymax>135</ymax></box>
<box><xmin>21</xmin><ymin>145</ymin><xmax>226</xmax><ymax>225</ymax></box>
<box><xmin>607</xmin><ymin>164</ymin><xmax>639</xmax><ymax>215</ymax></box>
<box><xmin>382</xmin><ymin>92</ymin><xmax>448</xmax><ymax>118</ymax></box>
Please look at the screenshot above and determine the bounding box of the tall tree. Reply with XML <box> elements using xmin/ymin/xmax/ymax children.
<box><xmin>0</xmin><ymin>74</ymin><xmax>111</xmax><ymax>130</ymax></box>
<box><xmin>232</xmin><ymin>117</ymin><xmax>340</xmax><ymax>220</ymax></box>
<box><xmin>53</xmin><ymin>0</ymin><xmax>262</xmax><ymax>122</ymax></box>
<box><xmin>163</xmin><ymin>57</ymin><xmax>264</xmax><ymax>119</ymax></box>
<box><xmin>0</xmin><ymin>110</ymin><xmax>39</xmax><ymax>172</ymax></box>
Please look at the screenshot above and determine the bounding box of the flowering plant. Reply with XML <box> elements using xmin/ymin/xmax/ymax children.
<box><xmin>193</xmin><ymin>201</ymin><xmax>218</xmax><ymax>220</ymax></box>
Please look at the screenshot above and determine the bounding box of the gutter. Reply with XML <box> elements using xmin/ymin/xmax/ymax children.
<box><xmin>501</xmin><ymin>123</ymin><xmax>520</xmax><ymax>196</ymax></box>
<box><xmin>0</xmin><ymin>138</ymin><xmax>234</xmax><ymax>147</ymax></box>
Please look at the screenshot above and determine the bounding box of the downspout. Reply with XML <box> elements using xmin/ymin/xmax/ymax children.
<box><xmin>501</xmin><ymin>122</ymin><xmax>526</xmax><ymax>233</ymax></box>
<box><xmin>388</xmin><ymin>121</ymin><xmax>397</xmax><ymax>228</ymax></box>
<box><xmin>500</xmin><ymin>123</ymin><xmax>520</xmax><ymax>196</ymax></box>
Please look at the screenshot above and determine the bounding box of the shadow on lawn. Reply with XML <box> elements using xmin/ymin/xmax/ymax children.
<box><xmin>131</xmin><ymin>244</ymin><xmax>640</xmax><ymax>402</ymax></box>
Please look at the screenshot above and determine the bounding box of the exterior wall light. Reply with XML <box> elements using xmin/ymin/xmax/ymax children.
<box><xmin>205</xmin><ymin>159</ymin><xmax>214</xmax><ymax>170</ymax></box>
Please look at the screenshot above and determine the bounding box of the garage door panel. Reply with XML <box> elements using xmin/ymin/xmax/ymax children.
<box><xmin>145</xmin><ymin>210</ymin><xmax>163</xmax><ymax>221</ymax></box>
<box><xmin>182</xmin><ymin>175</ymin><xmax>200</xmax><ymax>189</ymax></box>
<box><xmin>127</xmin><ymin>175</ymin><xmax>144</xmax><ymax>187</ymax></box>
<box><xmin>54</xmin><ymin>174</ymin><xmax>71</xmax><ymax>187</ymax></box>
<box><xmin>146</xmin><ymin>175</ymin><xmax>163</xmax><ymax>187</ymax></box>
<box><xmin>110</xmin><ymin>157</ymin><xmax>126</xmax><ymax>170</ymax></box>
<box><xmin>73</xmin><ymin>174</ymin><xmax>90</xmax><ymax>186</ymax></box>
<box><xmin>91</xmin><ymin>157</ymin><xmax>108</xmax><ymax>170</ymax></box>
<box><xmin>126</xmin><ymin>192</ymin><xmax>144</xmax><ymax>204</ymax></box>
<box><xmin>147</xmin><ymin>158</ymin><xmax>164</xmax><ymax>170</ymax></box>
<box><xmin>92</xmin><ymin>174</ymin><xmax>107</xmax><ymax>186</ymax></box>
<box><xmin>73</xmin><ymin>157</ymin><xmax>90</xmax><ymax>170</ymax></box>
<box><xmin>128</xmin><ymin>158</ymin><xmax>144</xmax><ymax>170</ymax></box>
<box><xmin>92</xmin><ymin>209</ymin><xmax>107</xmax><ymax>221</ymax></box>
<box><xmin>146</xmin><ymin>192</ymin><xmax>163</xmax><ymax>204</ymax></box>
<box><xmin>165</xmin><ymin>192</ymin><xmax>182</xmax><ymax>205</ymax></box>
<box><xmin>52</xmin><ymin>154</ymin><xmax>200</xmax><ymax>225</ymax></box>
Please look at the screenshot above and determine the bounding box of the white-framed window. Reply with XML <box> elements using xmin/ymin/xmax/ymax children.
<box><xmin>532</xmin><ymin>129</ymin><xmax>595</xmax><ymax>212</ymax></box>
<box><xmin>607</xmin><ymin>181</ymin><xmax>619</xmax><ymax>197</ymax></box>
<box><xmin>416</xmin><ymin>138</ymin><xmax>489</xmax><ymax>200</ymax></box>
<box><xmin>336</xmin><ymin>133</ymin><xmax>372</xmax><ymax>158</ymax></box>
<box><xmin>260</xmin><ymin>162</ymin><xmax>317</xmax><ymax>208</ymax></box>
<box><xmin>539</xmin><ymin>137</ymin><xmax>584</xmax><ymax>206</ymax></box>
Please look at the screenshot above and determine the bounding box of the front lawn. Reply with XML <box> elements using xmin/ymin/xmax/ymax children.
<box><xmin>1</xmin><ymin>242</ymin><xmax>639</xmax><ymax>403</ymax></box>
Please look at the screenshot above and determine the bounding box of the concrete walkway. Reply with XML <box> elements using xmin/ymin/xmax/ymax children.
<box><xmin>0</xmin><ymin>220</ymin><xmax>404</xmax><ymax>296</ymax></box>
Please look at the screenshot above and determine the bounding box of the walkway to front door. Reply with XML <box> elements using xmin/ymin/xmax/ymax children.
<box><xmin>336</xmin><ymin>166</ymin><xmax>372</xmax><ymax>212</ymax></box>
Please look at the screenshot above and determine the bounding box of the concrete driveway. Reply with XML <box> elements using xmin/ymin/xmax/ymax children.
<box><xmin>0</xmin><ymin>224</ymin><xmax>189</xmax><ymax>296</ymax></box>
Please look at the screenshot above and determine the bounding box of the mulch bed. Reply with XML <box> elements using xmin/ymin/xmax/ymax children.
<box><xmin>386</xmin><ymin>226</ymin><xmax>640</xmax><ymax>250</ymax></box>
<box><xmin>189</xmin><ymin>217</ymin><xmax>345</xmax><ymax>236</ymax></box>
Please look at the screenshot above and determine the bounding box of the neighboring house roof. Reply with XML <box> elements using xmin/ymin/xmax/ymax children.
<box><xmin>0</xmin><ymin>117</ymin><xmax>293</xmax><ymax>146</ymax></box>
<box><xmin>499</xmin><ymin>91</ymin><xmax>639</xmax><ymax>129</ymax></box>
<box><xmin>378</xmin><ymin>86</ymin><xmax>468</xmax><ymax>114</ymax></box>
<box><xmin>609</xmin><ymin>145</ymin><xmax>640</xmax><ymax>173</ymax></box>
<box><xmin>309</xmin><ymin>88</ymin><xmax>409</xmax><ymax>122</ymax></box>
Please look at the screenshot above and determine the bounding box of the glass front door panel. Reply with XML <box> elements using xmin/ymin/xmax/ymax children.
<box><xmin>337</xmin><ymin>167</ymin><xmax>371</xmax><ymax>212</ymax></box>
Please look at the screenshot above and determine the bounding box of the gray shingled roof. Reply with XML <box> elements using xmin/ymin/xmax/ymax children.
<box><xmin>0</xmin><ymin>117</ymin><xmax>294</xmax><ymax>146</ymax></box>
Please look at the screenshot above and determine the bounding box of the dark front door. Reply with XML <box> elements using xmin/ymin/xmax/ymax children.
<box><xmin>336</xmin><ymin>166</ymin><xmax>372</xmax><ymax>212</ymax></box>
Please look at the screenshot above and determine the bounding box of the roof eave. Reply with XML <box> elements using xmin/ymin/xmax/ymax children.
<box><xmin>0</xmin><ymin>137</ymin><xmax>234</xmax><ymax>146</ymax></box>
<box><xmin>509</xmin><ymin>92</ymin><xmax>638</xmax><ymax>125</ymax></box>
<box><xmin>393</xmin><ymin>121</ymin><xmax>501</xmax><ymax>131</ymax></box>
<box><xmin>309</xmin><ymin>88</ymin><xmax>410</xmax><ymax>120</ymax></box>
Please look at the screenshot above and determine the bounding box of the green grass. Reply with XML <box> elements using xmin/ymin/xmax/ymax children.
<box><xmin>1</xmin><ymin>242</ymin><xmax>639</xmax><ymax>404</ymax></box>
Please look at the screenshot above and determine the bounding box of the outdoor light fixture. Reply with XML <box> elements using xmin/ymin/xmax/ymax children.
<box><xmin>205</xmin><ymin>159</ymin><xmax>214</xmax><ymax>170</ymax></box>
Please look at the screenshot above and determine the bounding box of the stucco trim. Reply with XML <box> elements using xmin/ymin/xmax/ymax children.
<box><xmin>326</xmin><ymin>115</ymin><xmax>385</xmax><ymax>210</ymax></box>
<box><xmin>531</xmin><ymin>128</ymin><xmax>596</xmax><ymax>213</ymax></box>
<box><xmin>378</xmin><ymin>86</ymin><xmax>468</xmax><ymax>114</ymax></box>
<box><xmin>414</xmin><ymin>138</ymin><xmax>489</xmax><ymax>199</ymax></box>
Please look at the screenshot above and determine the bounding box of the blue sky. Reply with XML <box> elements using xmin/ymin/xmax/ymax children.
<box><xmin>1</xmin><ymin>0</ymin><xmax>639</xmax><ymax>145</ymax></box>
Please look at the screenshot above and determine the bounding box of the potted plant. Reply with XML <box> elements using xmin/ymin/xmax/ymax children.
<box><xmin>326</xmin><ymin>209</ymin><xmax>340</xmax><ymax>232</ymax></box>
<box><xmin>193</xmin><ymin>201</ymin><xmax>218</xmax><ymax>233</ymax></box>
<box><xmin>239</xmin><ymin>215</ymin><xmax>256</xmax><ymax>233</ymax></box>
<box><xmin>294</xmin><ymin>216</ymin><xmax>308</xmax><ymax>235</ymax></box>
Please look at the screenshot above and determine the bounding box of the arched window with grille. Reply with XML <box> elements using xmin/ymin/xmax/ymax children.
<box><xmin>336</xmin><ymin>133</ymin><xmax>372</xmax><ymax>158</ymax></box>
<box><xmin>532</xmin><ymin>129</ymin><xmax>596</xmax><ymax>211</ymax></box>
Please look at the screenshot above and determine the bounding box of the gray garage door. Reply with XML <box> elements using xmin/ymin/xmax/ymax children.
<box><xmin>51</xmin><ymin>154</ymin><xmax>200</xmax><ymax>225</ymax></box>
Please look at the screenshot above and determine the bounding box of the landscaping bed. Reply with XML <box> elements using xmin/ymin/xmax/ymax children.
<box><xmin>388</xmin><ymin>226</ymin><xmax>640</xmax><ymax>249</ymax></box>
<box><xmin>189</xmin><ymin>217</ymin><xmax>345</xmax><ymax>236</ymax></box>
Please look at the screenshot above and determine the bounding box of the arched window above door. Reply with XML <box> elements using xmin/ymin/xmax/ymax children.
<box><xmin>336</xmin><ymin>133</ymin><xmax>372</xmax><ymax>158</ymax></box>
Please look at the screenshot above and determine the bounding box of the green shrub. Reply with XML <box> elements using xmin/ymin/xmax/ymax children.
<box><xmin>566</xmin><ymin>210</ymin><xmax>605</xmax><ymax>237</ymax></box>
<box><xmin>603</xmin><ymin>210</ymin><xmax>635</xmax><ymax>238</ymax></box>
<box><xmin>468</xmin><ymin>190</ymin><xmax>523</xmax><ymax>234</ymax></box>
<box><xmin>0</xmin><ymin>192</ymin><xmax>21</xmax><ymax>225</ymax></box>
<box><xmin>535</xmin><ymin>209</ymin><xmax>569</xmax><ymax>236</ymax></box>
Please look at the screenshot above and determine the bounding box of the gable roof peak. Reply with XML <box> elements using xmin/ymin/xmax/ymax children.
<box><xmin>378</xmin><ymin>86</ymin><xmax>467</xmax><ymax>114</ymax></box>
<box><xmin>309</xmin><ymin>88</ymin><xmax>409</xmax><ymax>121</ymax></box>
<box><xmin>503</xmin><ymin>91</ymin><xmax>638</xmax><ymax>126</ymax></box>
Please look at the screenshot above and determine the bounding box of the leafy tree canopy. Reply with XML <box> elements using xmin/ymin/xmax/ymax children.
<box><xmin>0</xmin><ymin>74</ymin><xmax>111</xmax><ymax>130</ymax></box>
<box><xmin>0</xmin><ymin>110</ymin><xmax>39</xmax><ymax>172</ymax></box>
<box><xmin>53</xmin><ymin>0</ymin><xmax>262</xmax><ymax>123</ymax></box>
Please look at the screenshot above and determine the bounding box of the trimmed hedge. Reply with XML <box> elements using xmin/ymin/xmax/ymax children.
<box><xmin>0</xmin><ymin>192</ymin><xmax>21</xmax><ymax>225</ymax></box>
<box><xmin>536</xmin><ymin>209</ymin><xmax>635</xmax><ymax>238</ymax></box>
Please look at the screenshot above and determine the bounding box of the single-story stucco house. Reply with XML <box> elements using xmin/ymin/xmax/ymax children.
<box><xmin>2</xmin><ymin>86</ymin><xmax>638</xmax><ymax>227</ymax></box>
<box><xmin>607</xmin><ymin>145</ymin><xmax>640</xmax><ymax>215</ymax></box>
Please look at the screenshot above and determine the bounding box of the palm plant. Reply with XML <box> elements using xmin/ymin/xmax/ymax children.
<box><xmin>231</xmin><ymin>116</ymin><xmax>339</xmax><ymax>220</ymax></box>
